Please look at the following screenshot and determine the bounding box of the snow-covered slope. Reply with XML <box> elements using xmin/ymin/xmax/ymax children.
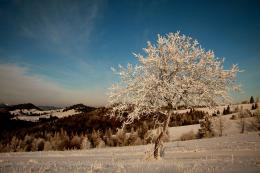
<box><xmin>168</xmin><ymin>112</ymin><xmax>257</xmax><ymax>141</ymax></box>
<box><xmin>174</xmin><ymin>103</ymin><xmax>254</xmax><ymax>115</ymax></box>
<box><xmin>10</xmin><ymin>108</ymin><xmax>82</xmax><ymax>122</ymax></box>
<box><xmin>0</xmin><ymin>132</ymin><xmax>259</xmax><ymax>173</ymax></box>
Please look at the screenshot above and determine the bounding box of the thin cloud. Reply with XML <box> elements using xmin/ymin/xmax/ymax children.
<box><xmin>0</xmin><ymin>63</ymin><xmax>107</xmax><ymax>106</ymax></box>
<box><xmin>20</xmin><ymin>0</ymin><xmax>103</xmax><ymax>61</ymax></box>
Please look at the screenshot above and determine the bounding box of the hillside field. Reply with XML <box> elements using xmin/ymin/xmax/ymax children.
<box><xmin>0</xmin><ymin>132</ymin><xmax>259</xmax><ymax>173</ymax></box>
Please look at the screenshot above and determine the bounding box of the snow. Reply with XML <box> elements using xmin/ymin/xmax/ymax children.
<box><xmin>173</xmin><ymin>103</ymin><xmax>254</xmax><ymax>115</ymax></box>
<box><xmin>168</xmin><ymin>112</ymin><xmax>256</xmax><ymax>141</ymax></box>
<box><xmin>0</xmin><ymin>132</ymin><xmax>259</xmax><ymax>173</ymax></box>
<box><xmin>168</xmin><ymin>124</ymin><xmax>200</xmax><ymax>141</ymax></box>
<box><xmin>49</xmin><ymin>109</ymin><xmax>80</xmax><ymax>118</ymax></box>
<box><xmin>10</xmin><ymin>109</ymin><xmax>39</xmax><ymax>115</ymax></box>
<box><xmin>10</xmin><ymin>108</ymin><xmax>81</xmax><ymax>122</ymax></box>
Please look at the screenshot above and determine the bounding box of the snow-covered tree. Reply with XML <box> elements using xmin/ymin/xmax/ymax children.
<box><xmin>108</xmin><ymin>32</ymin><xmax>240</xmax><ymax>159</ymax></box>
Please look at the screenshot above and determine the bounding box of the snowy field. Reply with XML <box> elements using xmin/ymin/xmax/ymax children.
<box><xmin>168</xmin><ymin>112</ymin><xmax>257</xmax><ymax>141</ymax></box>
<box><xmin>10</xmin><ymin>108</ymin><xmax>81</xmax><ymax>122</ymax></box>
<box><xmin>0</xmin><ymin>132</ymin><xmax>259</xmax><ymax>173</ymax></box>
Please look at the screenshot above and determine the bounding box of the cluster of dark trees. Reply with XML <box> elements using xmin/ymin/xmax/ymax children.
<box><xmin>169</xmin><ymin>109</ymin><xmax>206</xmax><ymax>126</ymax></box>
<box><xmin>0</xmin><ymin>105</ymin><xmax>207</xmax><ymax>152</ymax></box>
<box><xmin>223</xmin><ymin>105</ymin><xmax>231</xmax><ymax>115</ymax></box>
<box><xmin>62</xmin><ymin>104</ymin><xmax>96</xmax><ymax>113</ymax></box>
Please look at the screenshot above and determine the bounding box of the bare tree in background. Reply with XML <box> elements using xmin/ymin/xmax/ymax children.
<box><xmin>108</xmin><ymin>32</ymin><xmax>240</xmax><ymax>159</ymax></box>
<box><xmin>238</xmin><ymin>110</ymin><xmax>249</xmax><ymax>133</ymax></box>
<box><xmin>214</xmin><ymin>115</ymin><xmax>225</xmax><ymax>136</ymax></box>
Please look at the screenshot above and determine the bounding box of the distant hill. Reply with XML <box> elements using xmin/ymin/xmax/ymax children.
<box><xmin>0</xmin><ymin>103</ymin><xmax>9</xmax><ymax>108</ymax></box>
<box><xmin>38</xmin><ymin>105</ymin><xmax>62</xmax><ymax>111</ymax></box>
<box><xmin>9</xmin><ymin>103</ymin><xmax>42</xmax><ymax>111</ymax></box>
<box><xmin>63</xmin><ymin>103</ymin><xmax>96</xmax><ymax>113</ymax></box>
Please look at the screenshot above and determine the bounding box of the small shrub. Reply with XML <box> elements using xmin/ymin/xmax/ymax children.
<box><xmin>36</xmin><ymin>138</ymin><xmax>45</xmax><ymax>151</ymax></box>
<box><xmin>81</xmin><ymin>136</ymin><xmax>91</xmax><ymax>149</ymax></box>
<box><xmin>238</xmin><ymin>110</ymin><xmax>249</xmax><ymax>133</ymax></box>
<box><xmin>23</xmin><ymin>135</ymin><xmax>33</xmax><ymax>151</ymax></box>
<box><xmin>91</xmin><ymin>130</ymin><xmax>103</xmax><ymax>148</ymax></box>
<box><xmin>96</xmin><ymin>139</ymin><xmax>105</xmax><ymax>148</ymax></box>
<box><xmin>126</xmin><ymin>130</ymin><xmax>139</xmax><ymax>146</ymax></box>
<box><xmin>132</xmin><ymin>137</ymin><xmax>143</xmax><ymax>145</ymax></box>
<box><xmin>248</xmin><ymin>110</ymin><xmax>260</xmax><ymax>131</ymax></box>
<box><xmin>180</xmin><ymin>131</ymin><xmax>196</xmax><ymax>141</ymax></box>
<box><xmin>198</xmin><ymin>116</ymin><xmax>214</xmax><ymax>138</ymax></box>
<box><xmin>114</xmin><ymin>128</ymin><xmax>127</xmax><ymax>146</ymax></box>
<box><xmin>43</xmin><ymin>141</ymin><xmax>52</xmax><ymax>151</ymax></box>
<box><xmin>70</xmin><ymin>135</ymin><xmax>81</xmax><ymax>149</ymax></box>
<box><xmin>230</xmin><ymin>114</ymin><xmax>237</xmax><ymax>120</ymax></box>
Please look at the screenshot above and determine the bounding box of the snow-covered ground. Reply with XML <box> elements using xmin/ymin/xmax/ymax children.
<box><xmin>10</xmin><ymin>109</ymin><xmax>81</xmax><ymax>122</ymax></box>
<box><xmin>2</xmin><ymin>105</ymin><xmax>260</xmax><ymax>173</ymax></box>
<box><xmin>9</xmin><ymin>103</ymin><xmax>256</xmax><ymax>122</ymax></box>
<box><xmin>0</xmin><ymin>132</ymin><xmax>259</xmax><ymax>173</ymax></box>
<box><xmin>168</xmin><ymin>113</ymin><xmax>256</xmax><ymax>141</ymax></box>
<box><xmin>174</xmin><ymin>103</ymin><xmax>254</xmax><ymax>115</ymax></box>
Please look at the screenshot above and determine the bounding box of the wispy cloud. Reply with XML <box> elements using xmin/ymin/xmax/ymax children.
<box><xmin>20</xmin><ymin>0</ymin><xmax>104</xmax><ymax>61</ymax></box>
<box><xmin>0</xmin><ymin>63</ymin><xmax>107</xmax><ymax>106</ymax></box>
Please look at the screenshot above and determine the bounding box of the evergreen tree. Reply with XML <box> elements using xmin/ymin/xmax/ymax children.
<box><xmin>223</xmin><ymin>108</ymin><xmax>226</xmax><ymax>115</ymax></box>
<box><xmin>91</xmin><ymin>129</ymin><xmax>102</xmax><ymax>148</ymax></box>
<box><xmin>250</xmin><ymin>96</ymin><xmax>255</xmax><ymax>103</ymax></box>
<box><xmin>80</xmin><ymin>135</ymin><xmax>91</xmax><ymax>149</ymax></box>
<box><xmin>226</xmin><ymin>105</ymin><xmax>231</xmax><ymax>114</ymax></box>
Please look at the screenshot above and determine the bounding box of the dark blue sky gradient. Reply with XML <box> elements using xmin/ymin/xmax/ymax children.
<box><xmin>0</xmin><ymin>0</ymin><xmax>259</xmax><ymax>106</ymax></box>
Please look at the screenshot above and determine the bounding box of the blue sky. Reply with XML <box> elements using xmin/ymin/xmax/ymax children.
<box><xmin>0</xmin><ymin>0</ymin><xmax>259</xmax><ymax>106</ymax></box>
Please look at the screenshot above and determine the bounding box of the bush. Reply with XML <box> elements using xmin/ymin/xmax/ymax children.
<box><xmin>51</xmin><ymin>129</ymin><xmax>69</xmax><ymax>150</ymax></box>
<box><xmin>70</xmin><ymin>135</ymin><xmax>81</xmax><ymax>149</ymax></box>
<box><xmin>126</xmin><ymin>130</ymin><xmax>139</xmax><ymax>146</ymax></box>
<box><xmin>96</xmin><ymin>139</ymin><xmax>105</xmax><ymax>148</ymax></box>
<box><xmin>198</xmin><ymin>116</ymin><xmax>214</xmax><ymax>138</ymax></box>
<box><xmin>230</xmin><ymin>115</ymin><xmax>237</xmax><ymax>120</ymax></box>
<box><xmin>44</xmin><ymin>141</ymin><xmax>52</xmax><ymax>151</ymax></box>
<box><xmin>36</xmin><ymin>138</ymin><xmax>45</xmax><ymax>151</ymax></box>
<box><xmin>238</xmin><ymin>110</ymin><xmax>249</xmax><ymax>133</ymax></box>
<box><xmin>248</xmin><ymin>110</ymin><xmax>260</xmax><ymax>131</ymax></box>
<box><xmin>103</xmin><ymin>128</ymin><xmax>114</xmax><ymax>146</ymax></box>
<box><xmin>114</xmin><ymin>128</ymin><xmax>127</xmax><ymax>146</ymax></box>
<box><xmin>80</xmin><ymin>136</ymin><xmax>91</xmax><ymax>149</ymax></box>
<box><xmin>10</xmin><ymin>136</ymin><xmax>20</xmax><ymax>152</ymax></box>
<box><xmin>23</xmin><ymin>135</ymin><xmax>33</xmax><ymax>151</ymax></box>
<box><xmin>180</xmin><ymin>131</ymin><xmax>196</xmax><ymax>141</ymax></box>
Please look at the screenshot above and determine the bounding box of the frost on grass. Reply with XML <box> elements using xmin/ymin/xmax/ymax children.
<box><xmin>1</xmin><ymin>132</ymin><xmax>259</xmax><ymax>173</ymax></box>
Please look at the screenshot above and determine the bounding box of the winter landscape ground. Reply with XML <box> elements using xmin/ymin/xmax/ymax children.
<box><xmin>1</xmin><ymin>104</ymin><xmax>260</xmax><ymax>173</ymax></box>
<box><xmin>0</xmin><ymin>131</ymin><xmax>259</xmax><ymax>173</ymax></box>
<box><xmin>0</xmin><ymin>1</ymin><xmax>259</xmax><ymax>173</ymax></box>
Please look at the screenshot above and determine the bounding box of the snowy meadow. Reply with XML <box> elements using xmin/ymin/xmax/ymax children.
<box><xmin>0</xmin><ymin>132</ymin><xmax>259</xmax><ymax>173</ymax></box>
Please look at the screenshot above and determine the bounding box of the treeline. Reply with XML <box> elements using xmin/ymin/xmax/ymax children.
<box><xmin>0</xmin><ymin>123</ymin><xmax>169</xmax><ymax>152</ymax></box>
<box><xmin>0</xmin><ymin>107</ymin><xmax>207</xmax><ymax>152</ymax></box>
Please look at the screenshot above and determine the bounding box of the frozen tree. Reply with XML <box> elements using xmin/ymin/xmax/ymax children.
<box><xmin>108</xmin><ymin>32</ymin><xmax>240</xmax><ymax>159</ymax></box>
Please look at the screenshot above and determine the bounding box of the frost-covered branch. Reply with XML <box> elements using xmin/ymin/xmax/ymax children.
<box><xmin>108</xmin><ymin>32</ymin><xmax>240</xmax><ymax>125</ymax></box>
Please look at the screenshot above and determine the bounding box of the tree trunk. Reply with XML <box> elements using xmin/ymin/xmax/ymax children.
<box><xmin>154</xmin><ymin>112</ymin><xmax>171</xmax><ymax>159</ymax></box>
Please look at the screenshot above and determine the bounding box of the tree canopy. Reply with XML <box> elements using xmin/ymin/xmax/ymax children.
<box><xmin>108</xmin><ymin>32</ymin><xmax>240</xmax><ymax>125</ymax></box>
